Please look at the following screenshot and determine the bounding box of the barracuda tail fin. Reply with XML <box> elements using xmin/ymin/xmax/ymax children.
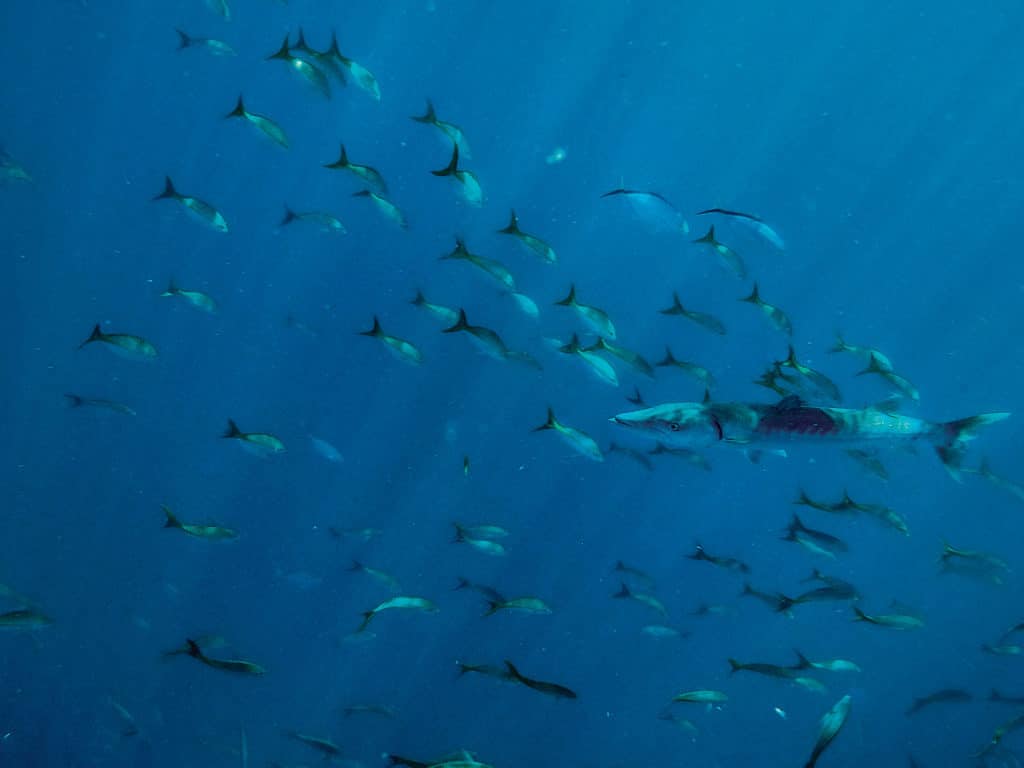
<box><xmin>935</xmin><ymin>413</ymin><xmax>1011</xmax><ymax>480</ymax></box>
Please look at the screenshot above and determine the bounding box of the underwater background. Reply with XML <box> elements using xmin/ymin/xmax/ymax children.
<box><xmin>3</xmin><ymin>1</ymin><xmax>1024</xmax><ymax>766</ymax></box>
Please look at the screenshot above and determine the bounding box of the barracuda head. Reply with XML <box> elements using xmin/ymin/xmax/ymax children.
<box><xmin>610</xmin><ymin>403</ymin><xmax>722</xmax><ymax>447</ymax></box>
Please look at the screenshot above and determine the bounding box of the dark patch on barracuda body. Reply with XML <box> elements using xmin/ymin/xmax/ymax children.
<box><xmin>754</xmin><ymin>396</ymin><xmax>838</xmax><ymax>438</ymax></box>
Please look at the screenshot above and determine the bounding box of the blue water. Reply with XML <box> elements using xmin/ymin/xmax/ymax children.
<box><xmin>3</xmin><ymin>1</ymin><xmax>1024</xmax><ymax>766</ymax></box>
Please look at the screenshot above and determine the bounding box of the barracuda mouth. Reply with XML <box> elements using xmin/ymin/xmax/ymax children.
<box><xmin>609</xmin><ymin>414</ymin><xmax>644</xmax><ymax>428</ymax></box>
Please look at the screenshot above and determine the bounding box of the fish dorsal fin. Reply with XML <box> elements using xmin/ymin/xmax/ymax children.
<box><xmin>776</xmin><ymin>395</ymin><xmax>803</xmax><ymax>411</ymax></box>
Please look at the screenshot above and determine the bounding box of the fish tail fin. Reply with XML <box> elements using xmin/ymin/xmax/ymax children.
<box><xmin>161</xmin><ymin>505</ymin><xmax>182</xmax><ymax>529</ymax></box>
<box><xmin>498</xmin><ymin>209</ymin><xmax>520</xmax><ymax>234</ymax></box>
<box><xmin>326</xmin><ymin>144</ymin><xmax>349</xmax><ymax>169</ymax></box>
<box><xmin>990</xmin><ymin>689</ymin><xmax>1002</xmax><ymax>701</ymax></box>
<box><xmin>828</xmin><ymin>332</ymin><xmax>848</xmax><ymax>353</ymax></box>
<box><xmin>280</xmin><ymin>205</ymin><xmax>297</xmax><ymax>226</ymax></box>
<box><xmin>160</xmin><ymin>278</ymin><xmax>179</xmax><ymax>297</ymax></box>
<box><xmin>740</xmin><ymin>282</ymin><xmax>761</xmax><ymax>304</ymax></box>
<box><xmin>348</xmin><ymin>560</ymin><xmax>363</xmax><ymax>573</ymax></box>
<box><xmin>483</xmin><ymin>601</ymin><xmax>500</xmax><ymax>617</ymax></box>
<box><xmin>64</xmin><ymin>393</ymin><xmax>84</xmax><ymax>407</ymax></box>
<box><xmin>934</xmin><ymin>413</ymin><xmax>1011</xmax><ymax>480</ymax></box>
<box><xmin>225</xmin><ymin>94</ymin><xmax>246</xmax><ymax>119</ymax></box>
<box><xmin>558</xmin><ymin>333</ymin><xmax>581</xmax><ymax>354</ymax></box>
<box><xmin>612</xmin><ymin>582</ymin><xmax>631</xmax><ymax>599</ymax></box>
<box><xmin>357</xmin><ymin>611</ymin><xmax>374</xmax><ymax>633</ymax></box>
<box><xmin>784</xmin><ymin>344</ymin><xmax>799</xmax><ymax>368</ymax></box>
<box><xmin>328</xmin><ymin>30</ymin><xmax>349</xmax><ymax>62</ymax></box>
<box><xmin>452</xmin><ymin>522</ymin><xmax>466</xmax><ymax>543</ymax></box>
<box><xmin>358</xmin><ymin>315</ymin><xmax>383</xmax><ymax>337</ymax></box>
<box><xmin>740</xmin><ymin>582</ymin><xmax>753</xmax><ymax>597</ymax></box>
<box><xmin>727</xmin><ymin>658</ymin><xmax>742</xmax><ymax>674</ymax></box>
<box><xmin>79</xmin><ymin>324</ymin><xmax>103</xmax><ymax>348</ymax></box>
<box><xmin>411</xmin><ymin>99</ymin><xmax>437</xmax><ymax>123</ymax></box>
<box><xmin>267</xmin><ymin>35</ymin><xmax>291</xmax><ymax>60</ymax></box>
<box><xmin>856</xmin><ymin>354</ymin><xmax>887</xmax><ymax>377</ymax></box>
<box><xmin>185</xmin><ymin>638</ymin><xmax>202</xmax><ymax>658</ymax></box>
<box><xmin>409</xmin><ymin>289</ymin><xmax>426</xmax><ymax>307</ymax></box>
<box><xmin>554</xmin><ymin>283</ymin><xmax>576</xmax><ymax>306</ymax></box>
<box><xmin>775</xmin><ymin>595</ymin><xmax>795</xmax><ymax>613</ymax></box>
<box><xmin>502</xmin><ymin>660</ymin><xmax>521</xmax><ymax>681</ymax></box>
<box><xmin>175</xmin><ymin>28</ymin><xmax>191</xmax><ymax>49</ymax></box>
<box><xmin>453</xmin><ymin>577</ymin><xmax>470</xmax><ymax>591</ymax></box>
<box><xmin>222</xmin><ymin>419</ymin><xmax>242</xmax><ymax>439</ymax></box>
<box><xmin>852</xmin><ymin>606</ymin><xmax>869</xmax><ymax>622</ymax></box>
<box><xmin>442</xmin><ymin>308</ymin><xmax>470</xmax><ymax>334</ymax></box>
<box><xmin>153</xmin><ymin>176</ymin><xmax>179</xmax><ymax>201</ymax></box>
<box><xmin>532</xmin><ymin>407</ymin><xmax>558</xmax><ymax>432</ymax></box>
<box><xmin>692</xmin><ymin>224</ymin><xmax>716</xmax><ymax>244</ymax></box>
<box><xmin>792</xmin><ymin>649</ymin><xmax>812</xmax><ymax>669</ymax></box>
<box><xmin>687</xmin><ymin>542</ymin><xmax>707</xmax><ymax>561</ymax></box>
<box><xmin>431</xmin><ymin>143</ymin><xmax>459</xmax><ymax>176</ymax></box>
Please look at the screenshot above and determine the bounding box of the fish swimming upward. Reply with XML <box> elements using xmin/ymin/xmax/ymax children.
<box><xmin>611</xmin><ymin>395</ymin><xmax>1009</xmax><ymax>478</ymax></box>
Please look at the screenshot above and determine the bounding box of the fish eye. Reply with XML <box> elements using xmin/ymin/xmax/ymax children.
<box><xmin>669</xmin><ymin>423</ymin><xmax>681</xmax><ymax>431</ymax></box>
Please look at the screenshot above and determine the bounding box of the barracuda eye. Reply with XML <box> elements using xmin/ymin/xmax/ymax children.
<box><xmin>669</xmin><ymin>423</ymin><xmax>681</xmax><ymax>432</ymax></box>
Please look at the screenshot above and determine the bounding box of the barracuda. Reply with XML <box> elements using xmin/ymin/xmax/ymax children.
<box><xmin>611</xmin><ymin>395</ymin><xmax>1009</xmax><ymax>478</ymax></box>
